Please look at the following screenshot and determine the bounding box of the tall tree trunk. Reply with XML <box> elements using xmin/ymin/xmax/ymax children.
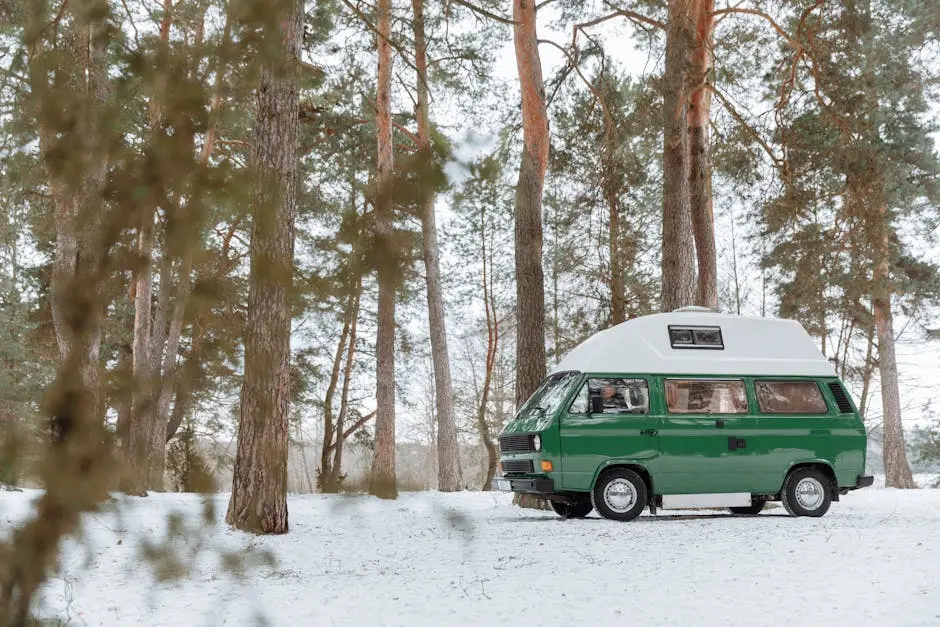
<box><xmin>858</xmin><ymin>317</ymin><xmax>875</xmax><ymax>419</ymax></box>
<box><xmin>41</xmin><ymin>14</ymin><xmax>109</xmax><ymax>430</ymax></box>
<box><xmin>370</xmin><ymin>0</ymin><xmax>398</xmax><ymax>500</ymax></box>
<box><xmin>413</xmin><ymin>0</ymin><xmax>462</xmax><ymax>492</ymax></box>
<box><xmin>599</xmin><ymin>93</ymin><xmax>625</xmax><ymax>325</ymax></box>
<box><xmin>3</xmin><ymin>4</ymin><xmax>114</xmax><ymax>620</ymax></box>
<box><xmin>661</xmin><ymin>0</ymin><xmax>696</xmax><ymax>312</ymax></box>
<box><xmin>128</xmin><ymin>0</ymin><xmax>173</xmax><ymax>494</ymax></box>
<box><xmin>129</xmin><ymin>211</ymin><xmax>156</xmax><ymax>494</ymax></box>
<box><xmin>160</xmin><ymin>14</ymin><xmax>229</xmax><ymax>446</ymax></box>
<box><xmin>512</xmin><ymin>0</ymin><xmax>549</xmax><ymax>407</ymax></box>
<box><xmin>873</xmin><ymin>219</ymin><xmax>915</xmax><ymax>489</ymax></box>
<box><xmin>478</xmin><ymin>215</ymin><xmax>499</xmax><ymax>490</ymax></box>
<box><xmin>320</xmin><ymin>299</ymin><xmax>351</xmax><ymax>492</ymax></box>
<box><xmin>688</xmin><ymin>0</ymin><xmax>717</xmax><ymax>311</ymax></box>
<box><xmin>226</xmin><ymin>0</ymin><xmax>302</xmax><ymax>534</ymax></box>
<box><xmin>512</xmin><ymin>0</ymin><xmax>551</xmax><ymax>510</ymax></box>
<box><xmin>330</xmin><ymin>285</ymin><xmax>361</xmax><ymax>490</ymax></box>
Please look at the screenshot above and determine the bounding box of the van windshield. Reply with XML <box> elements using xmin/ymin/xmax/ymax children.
<box><xmin>520</xmin><ymin>371</ymin><xmax>581</xmax><ymax>419</ymax></box>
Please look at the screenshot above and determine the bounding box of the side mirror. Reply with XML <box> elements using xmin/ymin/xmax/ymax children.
<box><xmin>590</xmin><ymin>395</ymin><xmax>604</xmax><ymax>413</ymax></box>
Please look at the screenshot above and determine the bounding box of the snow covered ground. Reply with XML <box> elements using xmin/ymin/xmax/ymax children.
<box><xmin>2</xmin><ymin>482</ymin><xmax>939</xmax><ymax>627</ymax></box>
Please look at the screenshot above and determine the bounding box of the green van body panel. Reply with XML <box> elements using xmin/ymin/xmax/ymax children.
<box><xmin>497</xmin><ymin>372</ymin><xmax>868</xmax><ymax>499</ymax></box>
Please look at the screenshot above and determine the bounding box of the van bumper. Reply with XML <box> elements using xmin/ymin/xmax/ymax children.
<box><xmin>491</xmin><ymin>476</ymin><xmax>554</xmax><ymax>494</ymax></box>
<box><xmin>854</xmin><ymin>474</ymin><xmax>874</xmax><ymax>489</ymax></box>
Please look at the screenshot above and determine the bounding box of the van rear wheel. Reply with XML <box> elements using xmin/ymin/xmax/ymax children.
<box><xmin>592</xmin><ymin>468</ymin><xmax>647</xmax><ymax>522</ymax></box>
<box><xmin>729</xmin><ymin>498</ymin><xmax>766</xmax><ymax>516</ymax></box>
<box><xmin>550</xmin><ymin>496</ymin><xmax>593</xmax><ymax>519</ymax></box>
<box><xmin>781</xmin><ymin>467</ymin><xmax>832</xmax><ymax>517</ymax></box>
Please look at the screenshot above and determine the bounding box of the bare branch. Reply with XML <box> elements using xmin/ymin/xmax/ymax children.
<box><xmin>572</xmin><ymin>8</ymin><xmax>666</xmax><ymax>50</ymax></box>
<box><xmin>450</xmin><ymin>0</ymin><xmax>516</xmax><ymax>25</ymax></box>
<box><xmin>707</xmin><ymin>83</ymin><xmax>783</xmax><ymax>169</ymax></box>
<box><xmin>711</xmin><ymin>7</ymin><xmax>799</xmax><ymax>49</ymax></box>
<box><xmin>120</xmin><ymin>0</ymin><xmax>141</xmax><ymax>48</ymax></box>
<box><xmin>538</xmin><ymin>39</ymin><xmax>614</xmax><ymax>129</ymax></box>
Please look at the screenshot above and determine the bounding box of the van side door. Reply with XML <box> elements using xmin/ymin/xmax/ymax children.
<box><xmin>656</xmin><ymin>377</ymin><xmax>759</xmax><ymax>494</ymax></box>
<box><xmin>559</xmin><ymin>376</ymin><xmax>660</xmax><ymax>491</ymax></box>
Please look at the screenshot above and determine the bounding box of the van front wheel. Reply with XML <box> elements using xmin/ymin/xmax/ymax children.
<box><xmin>592</xmin><ymin>468</ymin><xmax>647</xmax><ymax>522</ymax></box>
<box><xmin>781</xmin><ymin>468</ymin><xmax>832</xmax><ymax>517</ymax></box>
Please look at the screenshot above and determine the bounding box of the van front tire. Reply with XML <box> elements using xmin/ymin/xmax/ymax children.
<box><xmin>592</xmin><ymin>468</ymin><xmax>647</xmax><ymax>522</ymax></box>
<box><xmin>781</xmin><ymin>468</ymin><xmax>832</xmax><ymax>517</ymax></box>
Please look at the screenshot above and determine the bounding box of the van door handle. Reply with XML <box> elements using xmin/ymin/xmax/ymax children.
<box><xmin>728</xmin><ymin>437</ymin><xmax>746</xmax><ymax>451</ymax></box>
<box><xmin>640</xmin><ymin>429</ymin><xmax>658</xmax><ymax>437</ymax></box>
<box><xmin>715</xmin><ymin>419</ymin><xmax>725</xmax><ymax>428</ymax></box>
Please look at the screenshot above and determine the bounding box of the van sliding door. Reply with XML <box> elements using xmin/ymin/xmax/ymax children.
<box><xmin>656</xmin><ymin>377</ymin><xmax>759</xmax><ymax>494</ymax></box>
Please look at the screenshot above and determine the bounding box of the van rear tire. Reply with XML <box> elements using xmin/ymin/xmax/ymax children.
<box><xmin>781</xmin><ymin>467</ymin><xmax>832</xmax><ymax>517</ymax></box>
<box><xmin>550</xmin><ymin>497</ymin><xmax>593</xmax><ymax>519</ymax></box>
<box><xmin>592</xmin><ymin>468</ymin><xmax>647</xmax><ymax>522</ymax></box>
<box><xmin>729</xmin><ymin>498</ymin><xmax>766</xmax><ymax>516</ymax></box>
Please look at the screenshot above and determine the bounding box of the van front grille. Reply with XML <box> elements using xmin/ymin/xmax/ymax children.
<box><xmin>828</xmin><ymin>382</ymin><xmax>854</xmax><ymax>414</ymax></box>
<box><xmin>500</xmin><ymin>459</ymin><xmax>534</xmax><ymax>474</ymax></box>
<box><xmin>499</xmin><ymin>433</ymin><xmax>534</xmax><ymax>453</ymax></box>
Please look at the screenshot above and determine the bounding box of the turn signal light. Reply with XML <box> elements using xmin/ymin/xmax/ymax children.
<box><xmin>541</xmin><ymin>460</ymin><xmax>553</xmax><ymax>472</ymax></box>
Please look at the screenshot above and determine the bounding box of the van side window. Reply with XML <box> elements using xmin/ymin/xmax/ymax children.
<box><xmin>585</xmin><ymin>378</ymin><xmax>649</xmax><ymax>415</ymax></box>
<box><xmin>756</xmin><ymin>381</ymin><xmax>828</xmax><ymax>414</ymax></box>
<box><xmin>665</xmin><ymin>379</ymin><xmax>748</xmax><ymax>414</ymax></box>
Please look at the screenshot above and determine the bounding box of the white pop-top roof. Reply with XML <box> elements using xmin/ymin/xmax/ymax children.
<box><xmin>551</xmin><ymin>309</ymin><xmax>836</xmax><ymax>377</ymax></box>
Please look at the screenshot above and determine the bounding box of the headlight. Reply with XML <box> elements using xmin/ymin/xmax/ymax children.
<box><xmin>532</xmin><ymin>434</ymin><xmax>541</xmax><ymax>451</ymax></box>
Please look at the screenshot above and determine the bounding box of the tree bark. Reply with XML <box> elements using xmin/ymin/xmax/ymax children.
<box><xmin>226</xmin><ymin>0</ymin><xmax>302</xmax><ymax>534</ymax></box>
<box><xmin>598</xmin><ymin>86</ymin><xmax>625</xmax><ymax>326</ymax></box>
<box><xmin>40</xmin><ymin>15</ymin><xmax>109</xmax><ymax>429</ymax></box>
<box><xmin>413</xmin><ymin>0</ymin><xmax>462</xmax><ymax>492</ymax></box>
<box><xmin>661</xmin><ymin>0</ymin><xmax>697</xmax><ymax>312</ymax></box>
<box><xmin>688</xmin><ymin>0</ymin><xmax>718</xmax><ymax>311</ymax></box>
<box><xmin>370</xmin><ymin>0</ymin><xmax>398</xmax><ymax>500</ymax></box>
<box><xmin>858</xmin><ymin>317</ymin><xmax>875</xmax><ymax>419</ymax></box>
<box><xmin>873</xmin><ymin>221</ymin><xmax>916</xmax><ymax>489</ymax></box>
<box><xmin>512</xmin><ymin>0</ymin><xmax>549</xmax><ymax>407</ymax></box>
<box><xmin>128</xmin><ymin>211</ymin><xmax>157</xmax><ymax>494</ymax></box>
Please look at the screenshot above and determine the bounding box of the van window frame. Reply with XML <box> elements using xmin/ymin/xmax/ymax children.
<box><xmin>752</xmin><ymin>378</ymin><xmax>830</xmax><ymax>416</ymax></box>
<box><xmin>663</xmin><ymin>377</ymin><xmax>750</xmax><ymax>415</ymax></box>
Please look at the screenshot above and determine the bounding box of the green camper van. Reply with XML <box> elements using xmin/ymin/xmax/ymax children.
<box><xmin>493</xmin><ymin>308</ymin><xmax>873</xmax><ymax>521</ymax></box>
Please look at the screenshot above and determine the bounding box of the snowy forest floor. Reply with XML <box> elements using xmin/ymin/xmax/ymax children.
<box><xmin>2</xmin><ymin>479</ymin><xmax>939</xmax><ymax>627</ymax></box>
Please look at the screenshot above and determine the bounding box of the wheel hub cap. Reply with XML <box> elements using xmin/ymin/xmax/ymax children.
<box><xmin>795</xmin><ymin>477</ymin><xmax>824</xmax><ymax>510</ymax></box>
<box><xmin>604</xmin><ymin>478</ymin><xmax>637</xmax><ymax>513</ymax></box>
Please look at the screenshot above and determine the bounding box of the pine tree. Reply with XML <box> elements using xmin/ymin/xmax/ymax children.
<box><xmin>226</xmin><ymin>0</ymin><xmax>303</xmax><ymax>533</ymax></box>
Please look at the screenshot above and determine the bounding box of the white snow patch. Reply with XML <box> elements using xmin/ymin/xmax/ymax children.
<box><xmin>1</xmin><ymin>487</ymin><xmax>939</xmax><ymax>626</ymax></box>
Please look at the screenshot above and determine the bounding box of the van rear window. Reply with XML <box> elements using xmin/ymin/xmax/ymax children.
<box><xmin>756</xmin><ymin>381</ymin><xmax>828</xmax><ymax>414</ymax></box>
<box><xmin>665</xmin><ymin>379</ymin><xmax>748</xmax><ymax>414</ymax></box>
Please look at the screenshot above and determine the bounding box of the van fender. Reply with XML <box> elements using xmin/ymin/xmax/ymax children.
<box><xmin>590</xmin><ymin>459</ymin><xmax>654</xmax><ymax>495</ymax></box>
<box><xmin>781</xmin><ymin>459</ymin><xmax>840</xmax><ymax>501</ymax></box>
